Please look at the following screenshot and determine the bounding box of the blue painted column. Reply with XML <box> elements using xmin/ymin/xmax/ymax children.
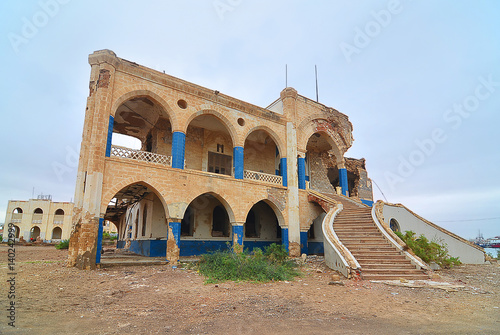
<box><xmin>280</xmin><ymin>157</ymin><xmax>287</xmax><ymax>187</ymax></box>
<box><xmin>172</xmin><ymin>132</ymin><xmax>186</xmax><ymax>169</ymax></box>
<box><xmin>232</xmin><ymin>225</ymin><xmax>244</xmax><ymax>251</ymax></box>
<box><xmin>300</xmin><ymin>231</ymin><xmax>308</xmax><ymax>255</ymax></box>
<box><xmin>96</xmin><ymin>218</ymin><xmax>104</xmax><ymax>264</ymax></box>
<box><xmin>339</xmin><ymin>168</ymin><xmax>349</xmax><ymax>196</ymax></box>
<box><xmin>105</xmin><ymin>115</ymin><xmax>114</xmax><ymax>157</ymax></box>
<box><xmin>168</xmin><ymin>221</ymin><xmax>181</xmax><ymax>247</ymax></box>
<box><xmin>298</xmin><ymin>157</ymin><xmax>306</xmax><ymax>190</ymax></box>
<box><xmin>233</xmin><ymin>146</ymin><xmax>244</xmax><ymax>179</ymax></box>
<box><xmin>281</xmin><ymin>227</ymin><xmax>289</xmax><ymax>252</ymax></box>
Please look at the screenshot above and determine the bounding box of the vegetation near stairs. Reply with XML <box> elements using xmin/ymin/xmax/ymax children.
<box><xmin>395</xmin><ymin>231</ymin><xmax>461</xmax><ymax>268</ymax></box>
<box><xmin>196</xmin><ymin>243</ymin><xmax>301</xmax><ymax>283</ymax></box>
<box><xmin>55</xmin><ymin>239</ymin><xmax>69</xmax><ymax>249</ymax></box>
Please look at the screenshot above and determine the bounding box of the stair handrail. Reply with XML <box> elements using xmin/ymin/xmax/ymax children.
<box><xmin>372</xmin><ymin>201</ymin><xmax>429</xmax><ymax>270</ymax></box>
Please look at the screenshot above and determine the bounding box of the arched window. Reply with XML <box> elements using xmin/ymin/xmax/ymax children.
<box><xmin>34</xmin><ymin>208</ymin><xmax>43</xmax><ymax>214</ymax></box>
<box><xmin>55</xmin><ymin>209</ymin><xmax>64</xmax><ymax>215</ymax></box>
<box><xmin>212</xmin><ymin>205</ymin><xmax>229</xmax><ymax>237</ymax></box>
<box><xmin>14</xmin><ymin>225</ymin><xmax>20</xmax><ymax>238</ymax></box>
<box><xmin>390</xmin><ymin>218</ymin><xmax>400</xmax><ymax>232</ymax></box>
<box><xmin>13</xmin><ymin>208</ymin><xmax>23</xmax><ymax>214</ymax></box>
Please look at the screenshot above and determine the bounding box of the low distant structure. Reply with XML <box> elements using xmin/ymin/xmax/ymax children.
<box><xmin>2</xmin><ymin>195</ymin><xmax>73</xmax><ymax>242</ymax></box>
<box><xmin>2</xmin><ymin>195</ymin><xmax>117</xmax><ymax>243</ymax></box>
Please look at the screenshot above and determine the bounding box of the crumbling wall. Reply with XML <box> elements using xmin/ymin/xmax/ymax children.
<box><xmin>345</xmin><ymin>157</ymin><xmax>373</xmax><ymax>201</ymax></box>
<box><xmin>308</xmin><ymin>151</ymin><xmax>337</xmax><ymax>194</ymax></box>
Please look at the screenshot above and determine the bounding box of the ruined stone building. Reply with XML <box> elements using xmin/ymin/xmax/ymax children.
<box><xmin>2</xmin><ymin>195</ymin><xmax>73</xmax><ymax>242</ymax></box>
<box><xmin>68</xmin><ymin>50</ymin><xmax>484</xmax><ymax>278</ymax></box>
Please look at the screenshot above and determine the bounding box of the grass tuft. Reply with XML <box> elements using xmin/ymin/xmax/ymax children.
<box><xmin>196</xmin><ymin>243</ymin><xmax>300</xmax><ymax>283</ymax></box>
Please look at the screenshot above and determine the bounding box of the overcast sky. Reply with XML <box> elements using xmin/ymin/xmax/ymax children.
<box><xmin>1</xmin><ymin>0</ymin><xmax>499</xmax><ymax>240</ymax></box>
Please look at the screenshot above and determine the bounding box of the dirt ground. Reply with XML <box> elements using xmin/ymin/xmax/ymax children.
<box><xmin>1</xmin><ymin>245</ymin><xmax>499</xmax><ymax>335</ymax></box>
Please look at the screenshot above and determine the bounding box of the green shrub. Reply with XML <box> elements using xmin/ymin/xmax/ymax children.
<box><xmin>395</xmin><ymin>230</ymin><xmax>461</xmax><ymax>268</ymax></box>
<box><xmin>102</xmin><ymin>232</ymin><xmax>117</xmax><ymax>241</ymax></box>
<box><xmin>197</xmin><ymin>243</ymin><xmax>300</xmax><ymax>283</ymax></box>
<box><xmin>55</xmin><ymin>239</ymin><xmax>70</xmax><ymax>250</ymax></box>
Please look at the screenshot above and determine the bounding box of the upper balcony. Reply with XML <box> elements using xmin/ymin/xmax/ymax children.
<box><xmin>109</xmin><ymin>145</ymin><xmax>283</xmax><ymax>186</ymax></box>
<box><xmin>107</xmin><ymin>95</ymin><xmax>286</xmax><ymax>188</ymax></box>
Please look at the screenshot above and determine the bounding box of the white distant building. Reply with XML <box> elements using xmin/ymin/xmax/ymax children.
<box><xmin>2</xmin><ymin>195</ymin><xmax>117</xmax><ymax>243</ymax></box>
<box><xmin>2</xmin><ymin>195</ymin><xmax>73</xmax><ymax>242</ymax></box>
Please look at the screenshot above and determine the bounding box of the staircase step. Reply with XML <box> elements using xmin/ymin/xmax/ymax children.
<box><xmin>315</xmin><ymin>191</ymin><xmax>428</xmax><ymax>281</ymax></box>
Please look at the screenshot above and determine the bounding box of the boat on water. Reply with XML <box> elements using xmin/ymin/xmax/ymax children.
<box><xmin>476</xmin><ymin>236</ymin><xmax>500</xmax><ymax>248</ymax></box>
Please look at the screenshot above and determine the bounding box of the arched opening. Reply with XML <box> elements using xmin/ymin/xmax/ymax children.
<box><xmin>13</xmin><ymin>208</ymin><xmax>23</xmax><ymax>214</ymax></box>
<box><xmin>212</xmin><ymin>206</ymin><xmax>230</xmax><ymax>237</ymax></box>
<box><xmin>52</xmin><ymin>227</ymin><xmax>62</xmax><ymax>240</ymax></box>
<box><xmin>14</xmin><ymin>225</ymin><xmax>20</xmax><ymax>238</ymax></box>
<box><xmin>54</xmin><ymin>209</ymin><xmax>64</xmax><ymax>215</ymax></box>
<box><xmin>112</xmin><ymin>96</ymin><xmax>172</xmax><ymax>163</ymax></box>
<box><xmin>104</xmin><ymin>183</ymin><xmax>168</xmax><ymax>257</ymax></box>
<box><xmin>30</xmin><ymin>226</ymin><xmax>40</xmax><ymax>241</ymax></box>
<box><xmin>186</xmin><ymin>114</ymin><xmax>234</xmax><ymax>175</ymax></box>
<box><xmin>244</xmin><ymin>129</ymin><xmax>280</xmax><ymax>176</ymax></box>
<box><xmin>243</xmin><ymin>200</ymin><xmax>282</xmax><ymax>251</ymax></box>
<box><xmin>34</xmin><ymin>208</ymin><xmax>43</xmax><ymax>214</ymax></box>
<box><xmin>181</xmin><ymin>206</ymin><xmax>194</xmax><ymax>237</ymax></box>
<box><xmin>181</xmin><ymin>193</ymin><xmax>233</xmax><ymax>255</ymax></box>
<box><xmin>306</xmin><ymin>132</ymin><xmax>341</xmax><ymax>195</ymax></box>
<box><xmin>308</xmin><ymin>210</ymin><xmax>326</xmax><ymax>255</ymax></box>
<box><xmin>390</xmin><ymin>218</ymin><xmax>400</xmax><ymax>232</ymax></box>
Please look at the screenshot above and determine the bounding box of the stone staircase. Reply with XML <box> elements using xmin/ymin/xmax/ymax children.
<box><xmin>323</xmin><ymin>193</ymin><xmax>429</xmax><ymax>280</ymax></box>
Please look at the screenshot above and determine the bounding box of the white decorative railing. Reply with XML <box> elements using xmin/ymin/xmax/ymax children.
<box><xmin>11</xmin><ymin>219</ymin><xmax>21</xmax><ymax>223</ymax></box>
<box><xmin>110</xmin><ymin>145</ymin><xmax>172</xmax><ymax>167</ymax></box>
<box><xmin>53</xmin><ymin>221</ymin><xmax>64</xmax><ymax>225</ymax></box>
<box><xmin>244</xmin><ymin>170</ymin><xmax>282</xmax><ymax>185</ymax></box>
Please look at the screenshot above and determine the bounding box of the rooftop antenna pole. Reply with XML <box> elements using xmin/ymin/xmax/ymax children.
<box><xmin>315</xmin><ymin>65</ymin><xmax>319</xmax><ymax>102</ymax></box>
<box><xmin>32</xmin><ymin>187</ymin><xmax>34</xmax><ymax>199</ymax></box>
<box><xmin>285</xmin><ymin>64</ymin><xmax>288</xmax><ymax>88</ymax></box>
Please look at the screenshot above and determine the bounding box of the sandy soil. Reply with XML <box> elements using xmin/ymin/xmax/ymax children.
<box><xmin>1</xmin><ymin>245</ymin><xmax>499</xmax><ymax>334</ymax></box>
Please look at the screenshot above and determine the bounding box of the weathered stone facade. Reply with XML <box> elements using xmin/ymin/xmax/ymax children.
<box><xmin>68</xmin><ymin>49</ymin><xmax>373</xmax><ymax>269</ymax></box>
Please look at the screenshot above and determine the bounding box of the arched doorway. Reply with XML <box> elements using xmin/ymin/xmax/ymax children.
<box><xmin>185</xmin><ymin>114</ymin><xmax>234</xmax><ymax>174</ymax></box>
<box><xmin>180</xmin><ymin>193</ymin><xmax>233</xmax><ymax>256</ymax></box>
<box><xmin>52</xmin><ymin>227</ymin><xmax>62</xmax><ymax>240</ymax></box>
<box><xmin>30</xmin><ymin>226</ymin><xmax>40</xmax><ymax>241</ymax></box>
<box><xmin>306</xmin><ymin>132</ymin><xmax>342</xmax><ymax>195</ymax></box>
<box><xmin>243</xmin><ymin>200</ymin><xmax>282</xmax><ymax>251</ymax></box>
<box><xmin>104</xmin><ymin>183</ymin><xmax>168</xmax><ymax>257</ymax></box>
<box><xmin>112</xmin><ymin>96</ymin><xmax>173</xmax><ymax>166</ymax></box>
<box><xmin>244</xmin><ymin>129</ymin><xmax>280</xmax><ymax>177</ymax></box>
